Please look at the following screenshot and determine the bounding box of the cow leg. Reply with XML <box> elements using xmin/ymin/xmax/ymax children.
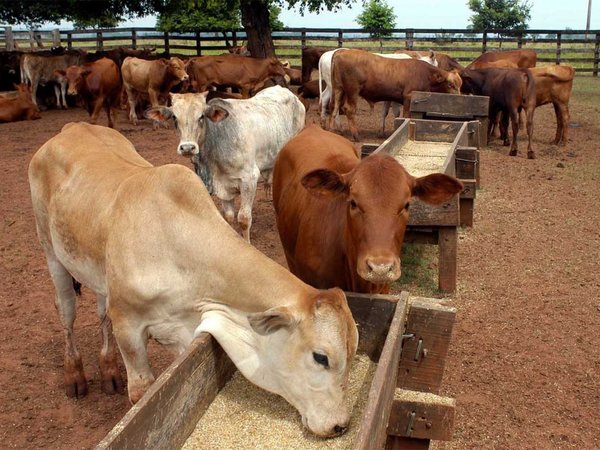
<box><xmin>380</xmin><ymin>101</ymin><xmax>390</xmax><ymax>137</ymax></box>
<box><xmin>508</xmin><ymin>109</ymin><xmax>519</xmax><ymax>156</ymax></box>
<box><xmin>402</xmin><ymin>99</ymin><xmax>411</xmax><ymax>120</ymax></box>
<box><xmin>344</xmin><ymin>97</ymin><xmax>360</xmax><ymax>141</ymax></box>
<box><xmin>105</xmin><ymin>102</ymin><xmax>115</xmax><ymax>129</ymax></box>
<box><xmin>553</xmin><ymin>102</ymin><xmax>569</xmax><ymax>145</ymax></box>
<box><xmin>500</xmin><ymin>111</ymin><xmax>510</xmax><ymax>147</ymax></box>
<box><xmin>112</xmin><ymin>320</ymin><xmax>154</xmax><ymax>404</ymax></box>
<box><xmin>126</xmin><ymin>88</ymin><xmax>138</xmax><ymax>125</ymax></box>
<box><xmin>221</xmin><ymin>199</ymin><xmax>236</xmax><ymax>227</ymax></box>
<box><xmin>89</xmin><ymin>98</ymin><xmax>105</xmax><ymax>124</ymax></box>
<box><xmin>238</xmin><ymin>176</ymin><xmax>258</xmax><ymax>242</ymax></box>
<box><xmin>46</xmin><ymin>254</ymin><xmax>88</xmax><ymax>398</ymax></box>
<box><xmin>53</xmin><ymin>85</ymin><xmax>61</xmax><ymax>109</ymax></box>
<box><xmin>30</xmin><ymin>77</ymin><xmax>39</xmax><ymax>108</ymax></box>
<box><xmin>320</xmin><ymin>86</ymin><xmax>330</xmax><ymax>129</ymax></box>
<box><xmin>61</xmin><ymin>81</ymin><xmax>68</xmax><ymax>109</ymax></box>
<box><xmin>526</xmin><ymin>106</ymin><xmax>535</xmax><ymax>159</ymax></box>
<box><xmin>97</xmin><ymin>294</ymin><xmax>125</xmax><ymax>395</ymax></box>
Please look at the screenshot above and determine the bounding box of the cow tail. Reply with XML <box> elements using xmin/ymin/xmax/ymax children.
<box><xmin>522</xmin><ymin>69</ymin><xmax>535</xmax><ymax>109</ymax></box>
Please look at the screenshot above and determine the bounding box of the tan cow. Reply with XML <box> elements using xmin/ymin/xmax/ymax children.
<box><xmin>121</xmin><ymin>56</ymin><xmax>188</xmax><ymax>124</ymax></box>
<box><xmin>0</xmin><ymin>83</ymin><xmax>41</xmax><ymax>123</ymax></box>
<box><xmin>29</xmin><ymin>122</ymin><xmax>357</xmax><ymax>438</ymax></box>
<box><xmin>530</xmin><ymin>65</ymin><xmax>574</xmax><ymax>145</ymax></box>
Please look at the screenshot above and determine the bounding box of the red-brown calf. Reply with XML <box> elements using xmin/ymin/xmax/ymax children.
<box><xmin>0</xmin><ymin>83</ymin><xmax>41</xmax><ymax>123</ymax></box>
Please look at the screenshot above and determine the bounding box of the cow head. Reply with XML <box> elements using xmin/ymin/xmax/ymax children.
<box><xmin>268</xmin><ymin>57</ymin><xmax>288</xmax><ymax>79</ymax></box>
<box><xmin>55</xmin><ymin>65</ymin><xmax>91</xmax><ymax>96</ymax></box>
<box><xmin>195</xmin><ymin>287</ymin><xmax>358</xmax><ymax>437</ymax></box>
<box><xmin>167</xmin><ymin>57</ymin><xmax>189</xmax><ymax>82</ymax></box>
<box><xmin>433</xmin><ymin>69</ymin><xmax>462</xmax><ymax>94</ymax></box>
<box><xmin>144</xmin><ymin>92</ymin><xmax>228</xmax><ymax>156</ymax></box>
<box><xmin>301</xmin><ymin>154</ymin><xmax>463</xmax><ymax>286</ymax></box>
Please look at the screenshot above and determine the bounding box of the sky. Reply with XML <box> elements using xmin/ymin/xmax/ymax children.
<box><xmin>12</xmin><ymin>1</ymin><xmax>600</xmax><ymax>31</ymax></box>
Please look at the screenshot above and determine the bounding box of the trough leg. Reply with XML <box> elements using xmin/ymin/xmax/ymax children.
<box><xmin>97</xmin><ymin>294</ymin><xmax>125</xmax><ymax>395</ymax></box>
<box><xmin>45</xmin><ymin>254</ymin><xmax>88</xmax><ymax>398</ymax></box>
<box><xmin>438</xmin><ymin>227</ymin><xmax>457</xmax><ymax>293</ymax></box>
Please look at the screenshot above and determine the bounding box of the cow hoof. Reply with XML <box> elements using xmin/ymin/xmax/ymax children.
<box><xmin>527</xmin><ymin>151</ymin><xmax>536</xmax><ymax>159</ymax></box>
<box><xmin>65</xmin><ymin>377</ymin><xmax>89</xmax><ymax>399</ymax></box>
<box><xmin>503</xmin><ymin>140</ymin><xmax>510</xmax><ymax>147</ymax></box>
<box><xmin>509</xmin><ymin>150</ymin><xmax>518</xmax><ymax>157</ymax></box>
<box><xmin>101</xmin><ymin>374</ymin><xmax>125</xmax><ymax>395</ymax></box>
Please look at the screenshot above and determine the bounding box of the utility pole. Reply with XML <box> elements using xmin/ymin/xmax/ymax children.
<box><xmin>588</xmin><ymin>0</ymin><xmax>593</xmax><ymax>33</ymax></box>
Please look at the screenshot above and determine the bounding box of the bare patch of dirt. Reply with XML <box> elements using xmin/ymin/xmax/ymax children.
<box><xmin>0</xmin><ymin>80</ymin><xmax>599</xmax><ymax>449</ymax></box>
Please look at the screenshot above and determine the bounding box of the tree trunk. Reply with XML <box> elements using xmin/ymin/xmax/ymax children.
<box><xmin>240</xmin><ymin>0</ymin><xmax>276</xmax><ymax>58</ymax></box>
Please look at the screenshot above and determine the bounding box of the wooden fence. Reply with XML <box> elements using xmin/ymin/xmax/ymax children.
<box><xmin>2</xmin><ymin>26</ymin><xmax>600</xmax><ymax>75</ymax></box>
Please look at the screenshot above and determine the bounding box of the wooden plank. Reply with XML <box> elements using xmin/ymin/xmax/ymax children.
<box><xmin>396</xmin><ymin>297</ymin><xmax>456</xmax><ymax>393</ymax></box>
<box><xmin>373</xmin><ymin>119</ymin><xmax>409</xmax><ymax>156</ymax></box>
<box><xmin>354</xmin><ymin>292</ymin><xmax>410</xmax><ymax>450</ymax></box>
<box><xmin>410</xmin><ymin>91</ymin><xmax>489</xmax><ymax>118</ymax></box>
<box><xmin>96</xmin><ymin>333</ymin><xmax>236</xmax><ymax>450</ymax></box>
<box><xmin>438</xmin><ymin>227</ymin><xmax>457</xmax><ymax>292</ymax></box>
<box><xmin>413</xmin><ymin>120</ymin><xmax>463</xmax><ymax>143</ymax></box>
<box><xmin>455</xmin><ymin>147</ymin><xmax>478</xmax><ymax>180</ymax></box>
<box><xmin>346</xmin><ymin>292</ymin><xmax>400</xmax><ymax>360</ymax></box>
<box><xmin>387</xmin><ymin>390</ymin><xmax>455</xmax><ymax>440</ymax></box>
<box><xmin>460</xmin><ymin>198</ymin><xmax>475</xmax><ymax>228</ymax></box>
<box><xmin>407</xmin><ymin>196</ymin><xmax>460</xmax><ymax>227</ymax></box>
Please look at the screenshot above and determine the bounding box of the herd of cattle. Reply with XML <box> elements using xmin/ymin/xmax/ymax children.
<box><xmin>7</xmin><ymin>42</ymin><xmax>576</xmax><ymax>438</ymax></box>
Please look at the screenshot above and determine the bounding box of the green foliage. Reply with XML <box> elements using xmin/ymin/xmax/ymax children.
<box><xmin>356</xmin><ymin>0</ymin><xmax>396</xmax><ymax>38</ymax></box>
<box><xmin>467</xmin><ymin>0</ymin><xmax>532</xmax><ymax>31</ymax></box>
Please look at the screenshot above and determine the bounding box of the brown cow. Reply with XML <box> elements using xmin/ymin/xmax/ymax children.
<box><xmin>121</xmin><ymin>56</ymin><xmax>188</xmax><ymax>124</ymax></box>
<box><xmin>227</xmin><ymin>41</ymin><xmax>250</xmax><ymax>56</ymax></box>
<box><xmin>273</xmin><ymin>124</ymin><xmax>463</xmax><ymax>294</ymax></box>
<box><xmin>297</xmin><ymin>79</ymin><xmax>323</xmax><ymax>110</ymax></box>
<box><xmin>467</xmin><ymin>49</ymin><xmax>537</xmax><ymax>70</ymax></box>
<box><xmin>186</xmin><ymin>55</ymin><xmax>287</xmax><ymax>98</ymax></box>
<box><xmin>301</xmin><ymin>46</ymin><xmax>328</xmax><ymax>83</ymax></box>
<box><xmin>0</xmin><ymin>83</ymin><xmax>41</xmax><ymax>123</ymax></box>
<box><xmin>281</xmin><ymin>61</ymin><xmax>303</xmax><ymax>86</ymax></box>
<box><xmin>330</xmin><ymin>49</ymin><xmax>462</xmax><ymax>140</ymax></box>
<box><xmin>530</xmin><ymin>65</ymin><xmax>574</xmax><ymax>145</ymax></box>
<box><xmin>55</xmin><ymin>58</ymin><xmax>122</xmax><ymax>128</ymax></box>
<box><xmin>396</xmin><ymin>50</ymin><xmax>464</xmax><ymax>71</ymax></box>
<box><xmin>461</xmin><ymin>67</ymin><xmax>536</xmax><ymax>158</ymax></box>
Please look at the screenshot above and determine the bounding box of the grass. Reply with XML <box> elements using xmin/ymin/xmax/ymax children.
<box><xmin>394</xmin><ymin>243</ymin><xmax>440</xmax><ymax>297</ymax></box>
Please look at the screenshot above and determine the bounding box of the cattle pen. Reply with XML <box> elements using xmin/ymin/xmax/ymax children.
<box><xmin>2</xmin><ymin>26</ymin><xmax>600</xmax><ymax>74</ymax></box>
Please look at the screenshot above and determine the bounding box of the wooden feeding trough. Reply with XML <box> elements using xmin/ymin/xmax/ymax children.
<box><xmin>409</xmin><ymin>91</ymin><xmax>490</xmax><ymax>147</ymax></box>
<box><xmin>97</xmin><ymin>292</ymin><xmax>457</xmax><ymax>450</ymax></box>
<box><xmin>362</xmin><ymin>118</ymin><xmax>479</xmax><ymax>293</ymax></box>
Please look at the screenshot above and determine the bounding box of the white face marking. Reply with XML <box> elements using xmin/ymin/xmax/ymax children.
<box><xmin>170</xmin><ymin>93</ymin><xmax>210</xmax><ymax>155</ymax></box>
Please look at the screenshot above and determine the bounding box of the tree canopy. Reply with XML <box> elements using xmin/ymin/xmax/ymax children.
<box><xmin>355</xmin><ymin>0</ymin><xmax>396</xmax><ymax>38</ymax></box>
<box><xmin>467</xmin><ymin>0</ymin><xmax>532</xmax><ymax>31</ymax></box>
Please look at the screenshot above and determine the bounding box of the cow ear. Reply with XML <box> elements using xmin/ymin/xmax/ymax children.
<box><xmin>206</xmin><ymin>105</ymin><xmax>229</xmax><ymax>123</ymax></box>
<box><xmin>301</xmin><ymin>168</ymin><xmax>349</xmax><ymax>197</ymax></box>
<box><xmin>144</xmin><ymin>106</ymin><xmax>173</xmax><ymax>123</ymax></box>
<box><xmin>412</xmin><ymin>173</ymin><xmax>464</xmax><ymax>205</ymax></box>
<box><xmin>54</xmin><ymin>69</ymin><xmax>66</xmax><ymax>77</ymax></box>
<box><xmin>248</xmin><ymin>306</ymin><xmax>295</xmax><ymax>335</ymax></box>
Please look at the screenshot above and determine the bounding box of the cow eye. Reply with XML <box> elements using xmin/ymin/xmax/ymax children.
<box><xmin>199</xmin><ymin>114</ymin><xmax>204</xmax><ymax>122</ymax></box>
<box><xmin>313</xmin><ymin>352</ymin><xmax>329</xmax><ymax>368</ymax></box>
<box><xmin>349</xmin><ymin>199</ymin><xmax>358</xmax><ymax>209</ymax></box>
<box><xmin>405</xmin><ymin>202</ymin><xmax>410</xmax><ymax>210</ymax></box>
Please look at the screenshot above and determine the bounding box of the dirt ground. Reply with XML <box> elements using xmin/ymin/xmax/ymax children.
<box><xmin>1</xmin><ymin>80</ymin><xmax>599</xmax><ymax>449</ymax></box>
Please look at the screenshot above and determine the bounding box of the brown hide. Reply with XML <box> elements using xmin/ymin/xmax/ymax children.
<box><xmin>530</xmin><ymin>65</ymin><xmax>574</xmax><ymax>145</ymax></box>
<box><xmin>397</xmin><ymin>50</ymin><xmax>464</xmax><ymax>71</ymax></box>
<box><xmin>301</xmin><ymin>46</ymin><xmax>328</xmax><ymax>83</ymax></box>
<box><xmin>461</xmin><ymin>67</ymin><xmax>537</xmax><ymax>158</ymax></box>
<box><xmin>59</xmin><ymin>58</ymin><xmax>122</xmax><ymax>128</ymax></box>
<box><xmin>467</xmin><ymin>49</ymin><xmax>537</xmax><ymax>69</ymax></box>
<box><xmin>0</xmin><ymin>83</ymin><xmax>41</xmax><ymax>122</ymax></box>
<box><xmin>272</xmin><ymin>125</ymin><xmax>463</xmax><ymax>294</ymax></box>
<box><xmin>331</xmin><ymin>49</ymin><xmax>462</xmax><ymax>140</ymax></box>
<box><xmin>186</xmin><ymin>55</ymin><xmax>287</xmax><ymax>97</ymax></box>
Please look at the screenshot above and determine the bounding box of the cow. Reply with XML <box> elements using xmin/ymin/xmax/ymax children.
<box><xmin>330</xmin><ymin>49</ymin><xmax>462</xmax><ymax>141</ymax></box>
<box><xmin>397</xmin><ymin>50</ymin><xmax>463</xmax><ymax>71</ymax></box>
<box><xmin>377</xmin><ymin>51</ymin><xmax>439</xmax><ymax>136</ymax></box>
<box><xmin>297</xmin><ymin>79</ymin><xmax>323</xmax><ymax>111</ymax></box>
<box><xmin>21</xmin><ymin>52</ymin><xmax>84</xmax><ymax>108</ymax></box>
<box><xmin>226</xmin><ymin>41</ymin><xmax>250</xmax><ymax>56</ymax></box>
<box><xmin>84</xmin><ymin>46</ymin><xmax>156</xmax><ymax>68</ymax></box>
<box><xmin>281</xmin><ymin>61</ymin><xmax>303</xmax><ymax>86</ymax></box>
<box><xmin>29</xmin><ymin>122</ymin><xmax>358</xmax><ymax>438</ymax></box>
<box><xmin>301</xmin><ymin>46</ymin><xmax>328</xmax><ymax>83</ymax></box>
<box><xmin>318</xmin><ymin>48</ymin><xmax>350</xmax><ymax>129</ymax></box>
<box><xmin>530</xmin><ymin>65</ymin><xmax>574</xmax><ymax>145</ymax></box>
<box><xmin>466</xmin><ymin>49</ymin><xmax>537</xmax><ymax>70</ymax></box>
<box><xmin>0</xmin><ymin>50</ymin><xmax>22</xmax><ymax>91</ymax></box>
<box><xmin>145</xmin><ymin>86</ymin><xmax>306</xmax><ymax>242</ymax></box>
<box><xmin>0</xmin><ymin>83</ymin><xmax>41</xmax><ymax>123</ymax></box>
<box><xmin>185</xmin><ymin>55</ymin><xmax>287</xmax><ymax>98</ymax></box>
<box><xmin>54</xmin><ymin>58</ymin><xmax>122</xmax><ymax>128</ymax></box>
<box><xmin>272</xmin><ymin>124</ymin><xmax>463</xmax><ymax>294</ymax></box>
<box><xmin>121</xmin><ymin>56</ymin><xmax>188</xmax><ymax>124</ymax></box>
<box><xmin>461</xmin><ymin>67</ymin><xmax>536</xmax><ymax>158</ymax></box>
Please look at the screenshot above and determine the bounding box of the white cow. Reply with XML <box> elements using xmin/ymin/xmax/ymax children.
<box><xmin>21</xmin><ymin>53</ymin><xmax>81</xmax><ymax>108</ymax></box>
<box><xmin>145</xmin><ymin>85</ymin><xmax>306</xmax><ymax>242</ymax></box>
<box><xmin>375</xmin><ymin>51</ymin><xmax>439</xmax><ymax>136</ymax></box>
<box><xmin>29</xmin><ymin>122</ymin><xmax>358</xmax><ymax>438</ymax></box>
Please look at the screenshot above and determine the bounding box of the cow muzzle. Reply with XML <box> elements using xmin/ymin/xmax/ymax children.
<box><xmin>359</xmin><ymin>256</ymin><xmax>401</xmax><ymax>283</ymax></box>
<box><xmin>178</xmin><ymin>142</ymin><xmax>199</xmax><ymax>155</ymax></box>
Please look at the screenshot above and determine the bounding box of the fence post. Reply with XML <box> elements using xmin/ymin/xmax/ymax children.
<box><xmin>5</xmin><ymin>26</ymin><xmax>15</xmax><ymax>51</ymax></box>
<box><xmin>96</xmin><ymin>31</ymin><xmax>104</xmax><ymax>50</ymax></box>
<box><xmin>405</xmin><ymin>29</ymin><xmax>414</xmax><ymax>50</ymax></box>
<box><xmin>28</xmin><ymin>30</ymin><xmax>35</xmax><ymax>48</ymax></box>
<box><xmin>164</xmin><ymin>31</ymin><xmax>170</xmax><ymax>56</ymax></box>
<box><xmin>67</xmin><ymin>31</ymin><xmax>72</xmax><ymax>49</ymax></box>
<box><xmin>594</xmin><ymin>33</ymin><xmax>600</xmax><ymax>77</ymax></box>
<box><xmin>482</xmin><ymin>31</ymin><xmax>487</xmax><ymax>53</ymax></box>
<box><xmin>556</xmin><ymin>31</ymin><xmax>561</xmax><ymax>65</ymax></box>
<box><xmin>131</xmin><ymin>29</ymin><xmax>137</xmax><ymax>49</ymax></box>
<box><xmin>517</xmin><ymin>31</ymin><xmax>523</xmax><ymax>48</ymax></box>
<box><xmin>337</xmin><ymin>30</ymin><xmax>343</xmax><ymax>48</ymax></box>
<box><xmin>301</xmin><ymin>29</ymin><xmax>306</xmax><ymax>48</ymax></box>
<box><xmin>232</xmin><ymin>30</ymin><xmax>237</xmax><ymax>46</ymax></box>
<box><xmin>195</xmin><ymin>31</ymin><xmax>201</xmax><ymax>56</ymax></box>
<box><xmin>52</xmin><ymin>29</ymin><xmax>60</xmax><ymax>47</ymax></box>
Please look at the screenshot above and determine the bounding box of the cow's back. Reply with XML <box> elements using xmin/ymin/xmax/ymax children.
<box><xmin>122</xmin><ymin>57</ymin><xmax>160</xmax><ymax>91</ymax></box>
<box><xmin>530</xmin><ymin>65</ymin><xmax>574</xmax><ymax>106</ymax></box>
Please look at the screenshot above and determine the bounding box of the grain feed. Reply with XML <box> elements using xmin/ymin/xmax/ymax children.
<box><xmin>182</xmin><ymin>354</ymin><xmax>375</xmax><ymax>450</ymax></box>
<box><xmin>394</xmin><ymin>140</ymin><xmax>452</xmax><ymax>177</ymax></box>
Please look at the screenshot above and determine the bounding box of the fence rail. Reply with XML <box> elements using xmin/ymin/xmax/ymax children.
<box><xmin>2</xmin><ymin>26</ymin><xmax>600</xmax><ymax>75</ymax></box>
